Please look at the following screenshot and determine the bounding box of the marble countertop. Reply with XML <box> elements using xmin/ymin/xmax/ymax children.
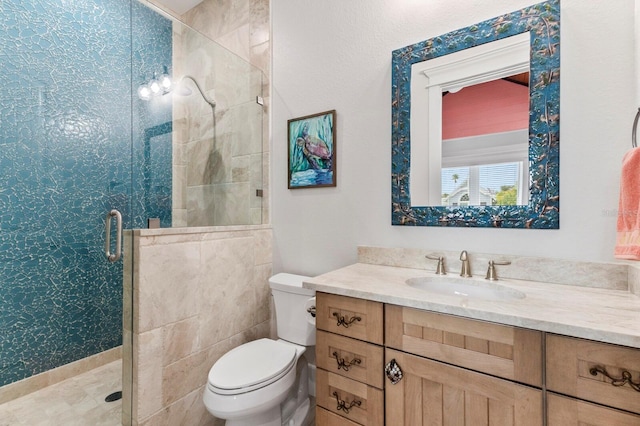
<box><xmin>303</xmin><ymin>263</ymin><xmax>640</xmax><ymax>348</ymax></box>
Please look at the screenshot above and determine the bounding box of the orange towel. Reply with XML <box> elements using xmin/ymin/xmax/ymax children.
<box><xmin>615</xmin><ymin>148</ymin><xmax>640</xmax><ymax>259</ymax></box>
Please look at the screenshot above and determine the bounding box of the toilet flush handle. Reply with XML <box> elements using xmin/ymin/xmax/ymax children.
<box><xmin>306</xmin><ymin>305</ymin><xmax>316</xmax><ymax>317</ymax></box>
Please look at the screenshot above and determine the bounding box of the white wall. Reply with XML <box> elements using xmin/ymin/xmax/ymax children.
<box><xmin>271</xmin><ymin>0</ymin><xmax>637</xmax><ymax>276</ymax></box>
<box><xmin>637</xmin><ymin>0</ymin><xmax>640</xmax><ymax>104</ymax></box>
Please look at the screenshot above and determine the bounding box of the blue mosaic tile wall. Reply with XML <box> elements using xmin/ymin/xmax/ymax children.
<box><xmin>0</xmin><ymin>0</ymin><xmax>172</xmax><ymax>387</ymax></box>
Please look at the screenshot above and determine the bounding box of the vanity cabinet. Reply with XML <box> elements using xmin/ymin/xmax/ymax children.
<box><xmin>546</xmin><ymin>334</ymin><xmax>640</xmax><ymax>423</ymax></box>
<box><xmin>315</xmin><ymin>293</ymin><xmax>384</xmax><ymax>425</ymax></box>
<box><xmin>314</xmin><ymin>292</ymin><xmax>640</xmax><ymax>425</ymax></box>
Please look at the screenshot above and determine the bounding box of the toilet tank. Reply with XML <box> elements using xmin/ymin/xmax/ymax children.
<box><xmin>269</xmin><ymin>273</ymin><xmax>316</xmax><ymax>346</ymax></box>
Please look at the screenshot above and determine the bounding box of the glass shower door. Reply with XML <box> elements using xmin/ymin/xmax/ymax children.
<box><xmin>0</xmin><ymin>0</ymin><xmax>135</xmax><ymax>421</ymax></box>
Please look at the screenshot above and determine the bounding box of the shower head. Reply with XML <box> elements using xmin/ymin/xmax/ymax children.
<box><xmin>176</xmin><ymin>85</ymin><xmax>192</xmax><ymax>96</ymax></box>
<box><xmin>177</xmin><ymin>75</ymin><xmax>216</xmax><ymax>108</ymax></box>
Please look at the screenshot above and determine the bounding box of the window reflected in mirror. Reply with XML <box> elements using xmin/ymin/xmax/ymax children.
<box><xmin>441</xmin><ymin>72</ymin><xmax>529</xmax><ymax>207</ymax></box>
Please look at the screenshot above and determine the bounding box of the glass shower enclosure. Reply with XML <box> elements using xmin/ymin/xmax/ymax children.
<box><xmin>0</xmin><ymin>0</ymin><xmax>263</xmax><ymax>423</ymax></box>
<box><xmin>0</xmin><ymin>0</ymin><xmax>138</xmax><ymax>393</ymax></box>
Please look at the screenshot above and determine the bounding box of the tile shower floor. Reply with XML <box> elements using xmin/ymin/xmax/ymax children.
<box><xmin>0</xmin><ymin>361</ymin><xmax>122</xmax><ymax>426</ymax></box>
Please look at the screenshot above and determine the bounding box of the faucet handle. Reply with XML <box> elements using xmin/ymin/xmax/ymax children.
<box><xmin>425</xmin><ymin>254</ymin><xmax>446</xmax><ymax>275</ymax></box>
<box><xmin>485</xmin><ymin>260</ymin><xmax>511</xmax><ymax>281</ymax></box>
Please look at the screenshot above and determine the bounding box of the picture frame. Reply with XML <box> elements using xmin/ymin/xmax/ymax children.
<box><xmin>287</xmin><ymin>110</ymin><xmax>336</xmax><ymax>189</ymax></box>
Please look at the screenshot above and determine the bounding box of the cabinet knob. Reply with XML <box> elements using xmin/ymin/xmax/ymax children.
<box><xmin>385</xmin><ymin>358</ymin><xmax>404</xmax><ymax>384</ymax></box>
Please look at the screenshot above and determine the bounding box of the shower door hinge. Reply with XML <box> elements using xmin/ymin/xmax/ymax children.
<box><xmin>256</xmin><ymin>189</ymin><xmax>264</xmax><ymax>197</ymax></box>
<box><xmin>256</xmin><ymin>96</ymin><xmax>264</xmax><ymax>106</ymax></box>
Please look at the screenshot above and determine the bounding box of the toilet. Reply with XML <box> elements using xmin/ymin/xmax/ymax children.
<box><xmin>203</xmin><ymin>273</ymin><xmax>316</xmax><ymax>426</ymax></box>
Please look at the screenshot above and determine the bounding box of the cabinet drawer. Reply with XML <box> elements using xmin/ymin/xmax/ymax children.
<box><xmin>317</xmin><ymin>330</ymin><xmax>384</xmax><ymax>388</ymax></box>
<box><xmin>385</xmin><ymin>348</ymin><xmax>543</xmax><ymax>425</ymax></box>
<box><xmin>317</xmin><ymin>293</ymin><xmax>383</xmax><ymax>345</ymax></box>
<box><xmin>546</xmin><ymin>334</ymin><xmax>640</xmax><ymax>414</ymax></box>
<box><xmin>547</xmin><ymin>393</ymin><xmax>640</xmax><ymax>425</ymax></box>
<box><xmin>316</xmin><ymin>407</ymin><xmax>361</xmax><ymax>426</ymax></box>
<box><xmin>317</xmin><ymin>369</ymin><xmax>384</xmax><ymax>426</ymax></box>
<box><xmin>385</xmin><ymin>305</ymin><xmax>543</xmax><ymax>386</ymax></box>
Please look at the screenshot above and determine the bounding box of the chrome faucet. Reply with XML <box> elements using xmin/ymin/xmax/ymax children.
<box><xmin>459</xmin><ymin>250</ymin><xmax>471</xmax><ymax>277</ymax></box>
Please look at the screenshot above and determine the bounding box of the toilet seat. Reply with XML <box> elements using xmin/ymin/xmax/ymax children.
<box><xmin>207</xmin><ymin>338</ymin><xmax>297</xmax><ymax>395</ymax></box>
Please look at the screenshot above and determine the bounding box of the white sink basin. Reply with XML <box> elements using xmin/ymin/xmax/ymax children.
<box><xmin>405</xmin><ymin>276</ymin><xmax>526</xmax><ymax>301</ymax></box>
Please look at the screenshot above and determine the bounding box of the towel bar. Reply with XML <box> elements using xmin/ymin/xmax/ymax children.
<box><xmin>633</xmin><ymin>107</ymin><xmax>640</xmax><ymax>148</ymax></box>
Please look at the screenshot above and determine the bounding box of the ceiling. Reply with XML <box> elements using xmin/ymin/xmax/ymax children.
<box><xmin>153</xmin><ymin>0</ymin><xmax>204</xmax><ymax>15</ymax></box>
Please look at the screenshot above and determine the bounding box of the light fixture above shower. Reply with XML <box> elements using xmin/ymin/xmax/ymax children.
<box><xmin>137</xmin><ymin>68</ymin><xmax>215</xmax><ymax>109</ymax></box>
<box><xmin>137</xmin><ymin>83</ymin><xmax>152</xmax><ymax>101</ymax></box>
<box><xmin>138</xmin><ymin>66</ymin><xmax>173</xmax><ymax>101</ymax></box>
<box><xmin>158</xmin><ymin>68</ymin><xmax>173</xmax><ymax>92</ymax></box>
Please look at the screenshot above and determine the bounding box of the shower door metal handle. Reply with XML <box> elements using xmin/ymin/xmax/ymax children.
<box><xmin>105</xmin><ymin>209</ymin><xmax>122</xmax><ymax>263</ymax></box>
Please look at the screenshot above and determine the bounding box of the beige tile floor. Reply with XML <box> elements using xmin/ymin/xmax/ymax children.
<box><xmin>0</xmin><ymin>361</ymin><xmax>123</xmax><ymax>426</ymax></box>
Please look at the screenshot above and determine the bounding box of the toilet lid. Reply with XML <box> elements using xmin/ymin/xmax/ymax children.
<box><xmin>208</xmin><ymin>339</ymin><xmax>297</xmax><ymax>395</ymax></box>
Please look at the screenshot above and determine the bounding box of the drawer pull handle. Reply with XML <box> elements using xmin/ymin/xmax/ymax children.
<box><xmin>332</xmin><ymin>391</ymin><xmax>362</xmax><ymax>414</ymax></box>
<box><xmin>590</xmin><ymin>366</ymin><xmax>640</xmax><ymax>392</ymax></box>
<box><xmin>332</xmin><ymin>351</ymin><xmax>362</xmax><ymax>371</ymax></box>
<box><xmin>332</xmin><ymin>312</ymin><xmax>361</xmax><ymax>328</ymax></box>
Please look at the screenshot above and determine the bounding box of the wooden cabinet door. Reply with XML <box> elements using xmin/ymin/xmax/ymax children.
<box><xmin>547</xmin><ymin>393</ymin><xmax>640</xmax><ymax>425</ymax></box>
<box><xmin>385</xmin><ymin>348</ymin><xmax>543</xmax><ymax>426</ymax></box>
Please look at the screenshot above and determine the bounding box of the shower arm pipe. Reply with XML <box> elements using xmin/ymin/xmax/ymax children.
<box><xmin>181</xmin><ymin>75</ymin><xmax>216</xmax><ymax>108</ymax></box>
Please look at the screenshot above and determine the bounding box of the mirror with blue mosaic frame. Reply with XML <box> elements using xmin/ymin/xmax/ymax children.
<box><xmin>391</xmin><ymin>0</ymin><xmax>560</xmax><ymax>228</ymax></box>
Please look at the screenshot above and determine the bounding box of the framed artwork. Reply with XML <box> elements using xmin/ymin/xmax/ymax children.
<box><xmin>288</xmin><ymin>110</ymin><xmax>336</xmax><ymax>189</ymax></box>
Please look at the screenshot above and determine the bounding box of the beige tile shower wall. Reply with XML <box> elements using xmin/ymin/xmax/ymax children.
<box><xmin>171</xmin><ymin>30</ymin><xmax>264</xmax><ymax>227</ymax></box>
<box><xmin>129</xmin><ymin>226</ymin><xmax>273</xmax><ymax>425</ymax></box>
<box><xmin>177</xmin><ymin>0</ymin><xmax>270</xmax><ymax>227</ymax></box>
<box><xmin>147</xmin><ymin>0</ymin><xmax>270</xmax><ymax>226</ymax></box>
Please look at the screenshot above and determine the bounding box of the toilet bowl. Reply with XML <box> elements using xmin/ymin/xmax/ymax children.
<box><xmin>203</xmin><ymin>273</ymin><xmax>315</xmax><ymax>426</ymax></box>
<box><xmin>203</xmin><ymin>339</ymin><xmax>303</xmax><ymax>424</ymax></box>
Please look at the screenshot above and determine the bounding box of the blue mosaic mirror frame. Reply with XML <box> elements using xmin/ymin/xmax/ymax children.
<box><xmin>391</xmin><ymin>0</ymin><xmax>560</xmax><ymax>228</ymax></box>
